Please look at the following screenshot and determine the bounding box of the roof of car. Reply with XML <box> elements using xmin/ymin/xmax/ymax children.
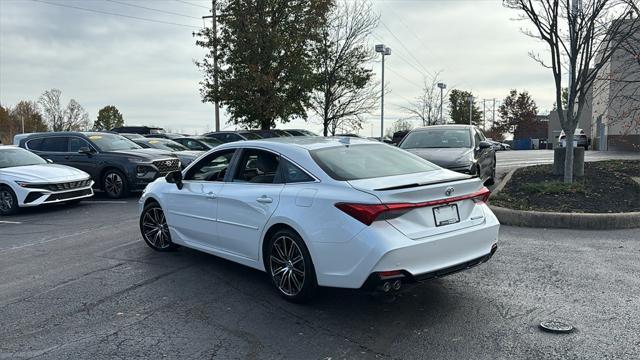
<box><xmin>411</xmin><ymin>125</ymin><xmax>475</xmax><ymax>131</ymax></box>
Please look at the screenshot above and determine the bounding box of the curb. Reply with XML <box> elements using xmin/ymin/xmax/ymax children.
<box><xmin>488</xmin><ymin>205</ymin><xmax>640</xmax><ymax>230</ymax></box>
<box><xmin>488</xmin><ymin>168</ymin><xmax>640</xmax><ymax>230</ymax></box>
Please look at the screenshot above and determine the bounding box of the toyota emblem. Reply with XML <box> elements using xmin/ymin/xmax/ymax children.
<box><xmin>445</xmin><ymin>187</ymin><xmax>455</xmax><ymax>196</ymax></box>
<box><xmin>165</xmin><ymin>160</ymin><xmax>172</xmax><ymax>167</ymax></box>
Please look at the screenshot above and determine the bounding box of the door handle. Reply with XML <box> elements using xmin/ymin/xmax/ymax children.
<box><xmin>256</xmin><ymin>196</ymin><xmax>273</xmax><ymax>204</ymax></box>
<box><xmin>64</xmin><ymin>156</ymin><xmax>71</xmax><ymax>160</ymax></box>
<box><xmin>205</xmin><ymin>192</ymin><xmax>216</xmax><ymax>199</ymax></box>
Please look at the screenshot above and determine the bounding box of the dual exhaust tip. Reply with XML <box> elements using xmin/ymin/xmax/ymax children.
<box><xmin>379</xmin><ymin>279</ymin><xmax>402</xmax><ymax>292</ymax></box>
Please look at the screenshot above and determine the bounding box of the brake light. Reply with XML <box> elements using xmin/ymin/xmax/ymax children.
<box><xmin>336</xmin><ymin>187</ymin><xmax>491</xmax><ymax>225</ymax></box>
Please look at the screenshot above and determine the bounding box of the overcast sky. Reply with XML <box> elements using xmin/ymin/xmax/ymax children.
<box><xmin>0</xmin><ymin>0</ymin><xmax>553</xmax><ymax>135</ymax></box>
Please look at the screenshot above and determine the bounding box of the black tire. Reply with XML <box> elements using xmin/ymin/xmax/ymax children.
<box><xmin>0</xmin><ymin>186</ymin><xmax>19</xmax><ymax>216</ymax></box>
<box><xmin>102</xmin><ymin>169</ymin><xmax>128</xmax><ymax>199</ymax></box>
<box><xmin>139</xmin><ymin>202</ymin><xmax>177</xmax><ymax>251</ymax></box>
<box><xmin>265</xmin><ymin>228</ymin><xmax>317</xmax><ymax>303</ymax></box>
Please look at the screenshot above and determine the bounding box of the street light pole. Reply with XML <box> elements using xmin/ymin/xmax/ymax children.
<box><xmin>437</xmin><ymin>82</ymin><xmax>446</xmax><ymax>125</ymax></box>
<box><xmin>376</xmin><ymin>44</ymin><xmax>391</xmax><ymax>139</ymax></box>
<box><xmin>467</xmin><ymin>95</ymin><xmax>474</xmax><ymax>126</ymax></box>
<box><xmin>203</xmin><ymin>0</ymin><xmax>220</xmax><ymax>132</ymax></box>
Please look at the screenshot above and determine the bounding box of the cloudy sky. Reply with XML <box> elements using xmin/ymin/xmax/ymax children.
<box><xmin>0</xmin><ymin>0</ymin><xmax>552</xmax><ymax>135</ymax></box>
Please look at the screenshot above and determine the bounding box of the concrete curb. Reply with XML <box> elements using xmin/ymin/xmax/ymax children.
<box><xmin>488</xmin><ymin>168</ymin><xmax>640</xmax><ymax>230</ymax></box>
<box><xmin>488</xmin><ymin>205</ymin><xmax>640</xmax><ymax>230</ymax></box>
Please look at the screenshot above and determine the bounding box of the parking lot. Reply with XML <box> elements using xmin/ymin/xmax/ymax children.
<box><xmin>2</xmin><ymin>172</ymin><xmax>639</xmax><ymax>359</ymax></box>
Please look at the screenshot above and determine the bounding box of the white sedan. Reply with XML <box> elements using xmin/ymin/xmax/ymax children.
<box><xmin>0</xmin><ymin>147</ymin><xmax>94</xmax><ymax>215</ymax></box>
<box><xmin>139</xmin><ymin>137</ymin><xmax>499</xmax><ymax>302</ymax></box>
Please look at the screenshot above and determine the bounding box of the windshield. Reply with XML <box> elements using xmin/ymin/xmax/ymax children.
<box><xmin>144</xmin><ymin>139</ymin><xmax>189</xmax><ymax>151</ymax></box>
<box><xmin>400</xmin><ymin>129</ymin><xmax>471</xmax><ymax>149</ymax></box>
<box><xmin>240</xmin><ymin>132</ymin><xmax>262</xmax><ymax>140</ymax></box>
<box><xmin>0</xmin><ymin>148</ymin><xmax>47</xmax><ymax>169</ymax></box>
<box><xmin>87</xmin><ymin>134</ymin><xmax>142</xmax><ymax>151</ymax></box>
<box><xmin>199</xmin><ymin>138</ymin><xmax>222</xmax><ymax>147</ymax></box>
<box><xmin>311</xmin><ymin>144</ymin><xmax>437</xmax><ymax>181</ymax></box>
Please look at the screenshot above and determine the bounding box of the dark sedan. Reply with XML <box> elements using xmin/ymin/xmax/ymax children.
<box><xmin>203</xmin><ymin>131</ymin><xmax>263</xmax><ymax>143</ymax></box>
<box><xmin>173</xmin><ymin>136</ymin><xmax>223</xmax><ymax>151</ymax></box>
<box><xmin>132</xmin><ymin>138</ymin><xmax>204</xmax><ymax>168</ymax></box>
<box><xmin>398</xmin><ymin>125</ymin><xmax>496</xmax><ymax>185</ymax></box>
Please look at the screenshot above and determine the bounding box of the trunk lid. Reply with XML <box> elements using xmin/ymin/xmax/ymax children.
<box><xmin>347</xmin><ymin>169</ymin><xmax>487</xmax><ymax>239</ymax></box>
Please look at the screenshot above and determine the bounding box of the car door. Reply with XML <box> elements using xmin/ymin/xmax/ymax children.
<box><xmin>473</xmin><ymin>128</ymin><xmax>492</xmax><ymax>179</ymax></box>
<box><xmin>163</xmin><ymin>149</ymin><xmax>237</xmax><ymax>250</ymax></box>
<box><xmin>66</xmin><ymin>136</ymin><xmax>101</xmax><ymax>179</ymax></box>
<box><xmin>216</xmin><ymin>148</ymin><xmax>284</xmax><ymax>261</ymax></box>
<box><xmin>27</xmin><ymin>136</ymin><xmax>69</xmax><ymax>164</ymax></box>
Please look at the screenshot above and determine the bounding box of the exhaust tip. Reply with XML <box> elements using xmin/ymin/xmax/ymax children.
<box><xmin>392</xmin><ymin>279</ymin><xmax>402</xmax><ymax>291</ymax></box>
<box><xmin>382</xmin><ymin>281</ymin><xmax>391</xmax><ymax>292</ymax></box>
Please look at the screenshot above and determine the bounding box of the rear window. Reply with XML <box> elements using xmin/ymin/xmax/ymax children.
<box><xmin>310</xmin><ymin>144</ymin><xmax>437</xmax><ymax>181</ymax></box>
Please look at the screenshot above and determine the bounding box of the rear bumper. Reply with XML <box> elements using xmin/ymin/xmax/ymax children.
<box><xmin>311</xmin><ymin>204</ymin><xmax>500</xmax><ymax>289</ymax></box>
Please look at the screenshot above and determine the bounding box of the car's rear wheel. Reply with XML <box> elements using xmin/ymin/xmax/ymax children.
<box><xmin>103</xmin><ymin>169</ymin><xmax>128</xmax><ymax>198</ymax></box>
<box><xmin>0</xmin><ymin>186</ymin><xmax>19</xmax><ymax>216</ymax></box>
<box><xmin>266</xmin><ymin>229</ymin><xmax>317</xmax><ymax>303</ymax></box>
<box><xmin>140</xmin><ymin>202</ymin><xmax>177</xmax><ymax>251</ymax></box>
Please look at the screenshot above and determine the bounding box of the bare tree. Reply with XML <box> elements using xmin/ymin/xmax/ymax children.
<box><xmin>399</xmin><ymin>73</ymin><xmax>448</xmax><ymax>126</ymax></box>
<box><xmin>39</xmin><ymin>89</ymin><xmax>90</xmax><ymax>131</ymax></box>
<box><xmin>505</xmin><ymin>0</ymin><xmax>640</xmax><ymax>183</ymax></box>
<box><xmin>310</xmin><ymin>0</ymin><xmax>380</xmax><ymax>136</ymax></box>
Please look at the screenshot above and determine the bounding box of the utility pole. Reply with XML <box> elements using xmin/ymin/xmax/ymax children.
<box><xmin>21</xmin><ymin>114</ymin><xmax>25</xmax><ymax>134</ymax></box>
<box><xmin>203</xmin><ymin>0</ymin><xmax>220</xmax><ymax>132</ymax></box>
<box><xmin>492</xmin><ymin>98</ymin><xmax>496</xmax><ymax>129</ymax></box>
<box><xmin>482</xmin><ymin>99</ymin><xmax>486</xmax><ymax>130</ymax></box>
<box><xmin>437</xmin><ymin>82</ymin><xmax>446</xmax><ymax>125</ymax></box>
<box><xmin>467</xmin><ymin>95</ymin><xmax>474</xmax><ymax>126</ymax></box>
<box><xmin>375</xmin><ymin>44</ymin><xmax>391</xmax><ymax>139</ymax></box>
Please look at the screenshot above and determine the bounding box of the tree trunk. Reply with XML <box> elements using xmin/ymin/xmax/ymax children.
<box><xmin>564</xmin><ymin>132</ymin><xmax>574</xmax><ymax>183</ymax></box>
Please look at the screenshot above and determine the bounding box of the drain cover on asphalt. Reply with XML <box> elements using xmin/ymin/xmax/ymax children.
<box><xmin>539</xmin><ymin>320</ymin><xmax>574</xmax><ymax>333</ymax></box>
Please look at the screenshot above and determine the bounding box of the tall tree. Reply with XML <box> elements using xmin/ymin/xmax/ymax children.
<box><xmin>195</xmin><ymin>0</ymin><xmax>332</xmax><ymax>130</ymax></box>
<box><xmin>448</xmin><ymin>89</ymin><xmax>482</xmax><ymax>125</ymax></box>
<box><xmin>12</xmin><ymin>101</ymin><xmax>48</xmax><ymax>133</ymax></box>
<box><xmin>496</xmin><ymin>89</ymin><xmax>539</xmax><ymax>138</ymax></box>
<box><xmin>400</xmin><ymin>73</ymin><xmax>448</xmax><ymax>126</ymax></box>
<box><xmin>0</xmin><ymin>105</ymin><xmax>15</xmax><ymax>144</ymax></box>
<box><xmin>38</xmin><ymin>89</ymin><xmax>90</xmax><ymax>131</ymax></box>
<box><xmin>310</xmin><ymin>0</ymin><xmax>380</xmax><ymax>136</ymax></box>
<box><xmin>94</xmin><ymin>105</ymin><xmax>124</xmax><ymax>131</ymax></box>
<box><xmin>505</xmin><ymin>0</ymin><xmax>640</xmax><ymax>183</ymax></box>
<box><xmin>386</xmin><ymin>119</ymin><xmax>413</xmax><ymax>137</ymax></box>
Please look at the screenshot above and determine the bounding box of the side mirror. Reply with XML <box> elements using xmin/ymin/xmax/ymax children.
<box><xmin>165</xmin><ymin>170</ymin><xmax>184</xmax><ymax>190</ymax></box>
<box><xmin>78</xmin><ymin>146</ymin><xmax>94</xmax><ymax>155</ymax></box>
<box><xmin>478</xmin><ymin>141</ymin><xmax>492</xmax><ymax>150</ymax></box>
<box><xmin>46</xmin><ymin>158</ymin><xmax>54</xmax><ymax>164</ymax></box>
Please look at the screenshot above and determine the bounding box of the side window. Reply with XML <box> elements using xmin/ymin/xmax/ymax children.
<box><xmin>184</xmin><ymin>149</ymin><xmax>235</xmax><ymax>181</ymax></box>
<box><xmin>476</xmin><ymin>129</ymin><xmax>486</xmax><ymax>141</ymax></box>
<box><xmin>187</xmin><ymin>140</ymin><xmax>206</xmax><ymax>151</ymax></box>
<box><xmin>233</xmin><ymin>149</ymin><xmax>281</xmax><ymax>184</ymax></box>
<box><xmin>282</xmin><ymin>159</ymin><xmax>314</xmax><ymax>183</ymax></box>
<box><xmin>41</xmin><ymin>137</ymin><xmax>68</xmax><ymax>152</ymax></box>
<box><xmin>69</xmin><ymin>137</ymin><xmax>91</xmax><ymax>152</ymax></box>
<box><xmin>26</xmin><ymin>138</ymin><xmax>44</xmax><ymax>151</ymax></box>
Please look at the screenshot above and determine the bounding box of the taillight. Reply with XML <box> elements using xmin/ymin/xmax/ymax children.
<box><xmin>336</xmin><ymin>187</ymin><xmax>492</xmax><ymax>225</ymax></box>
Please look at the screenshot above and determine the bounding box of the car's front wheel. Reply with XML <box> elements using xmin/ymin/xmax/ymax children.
<box><xmin>140</xmin><ymin>202</ymin><xmax>177</xmax><ymax>251</ymax></box>
<box><xmin>0</xmin><ymin>186</ymin><xmax>19</xmax><ymax>216</ymax></box>
<box><xmin>103</xmin><ymin>169</ymin><xmax>128</xmax><ymax>198</ymax></box>
<box><xmin>266</xmin><ymin>229</ymin><xmax>317</xmax><ymax>303</ymax></box>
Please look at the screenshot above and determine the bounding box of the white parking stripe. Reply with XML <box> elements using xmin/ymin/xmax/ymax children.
<box><xmin>0</xmin><ymin>220</ymin><xmax>22</xmax><ymax>224</ymax></box>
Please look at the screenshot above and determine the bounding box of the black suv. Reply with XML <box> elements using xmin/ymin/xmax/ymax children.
<box><xmin>18</xmin><ymin>132</ymin><xmax>181</xmax><ymax>198</ymax></box>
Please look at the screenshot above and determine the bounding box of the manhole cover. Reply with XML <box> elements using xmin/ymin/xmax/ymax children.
<box><xmin>539</xmin><ymin>320</ymin><xmax>574</xmax><ymax>333</ymax></box>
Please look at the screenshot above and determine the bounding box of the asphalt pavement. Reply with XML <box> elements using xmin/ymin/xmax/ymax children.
<box><xmin>1</xmin><ymin>189</ymin><xmax>639</xmax><ymax>359</ymax></box>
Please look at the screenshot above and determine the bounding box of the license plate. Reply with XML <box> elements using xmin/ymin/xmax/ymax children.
<box><xmin>433</xmin><ymin>204</ymin><xmax>460</xmax><ymax>226</ymax></box>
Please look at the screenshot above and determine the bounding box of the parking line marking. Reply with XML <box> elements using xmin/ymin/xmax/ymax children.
<box><xmin>0</xmin><ymin>220</ymin><xmax>22</xmax><ymax>224</ymax></box>
<box><xmin>83</xmin><ymin>201</ymin><xmax>129</xmax><ymax>204</ymax></box>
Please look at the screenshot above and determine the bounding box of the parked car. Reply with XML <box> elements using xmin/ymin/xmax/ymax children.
<box><xmin>0</xmin><ymin>146</ymin><xmax>94</xmax><ymax>215</ymax></box>
<box><xmin>203</xmin><ymin>131</ymin><xmax>263</xmax><ymax>143</ymax></box>
<box><xmin>139</xmin><ymin>137</ymin><xmax>499</xmax><ymax>302</ymax></box>
<box><xmin>398</xmin><ymin>125</ymin><xmax>496</xmax><ymax>185</ymax></box>
<box><xmin>145</xmin><ymin>133</ymin><xmax>185</xmax><ymax>140</ymax></box>
<box><xmin>283</xmin><ymin>129</ymin><xmax>319</xmax><ymax>136</ymax></box>
<box><xmin>18</xmin><ymin>132</ymin><xmax>181</xmax><ymax>198</ymax></box>
<box><xmin>173</xmin><ymin>136</ymin><xmax>223</xmax><ymax>151</ymax></box>
<box><xmin>111</xmin><ymin>126</ymin><xmax>165</xmax><ymax>135</ymax></box>
<box><xmin>559</xmin><ymin>128</ymin><xmax>589</xmax><ymax>150</ymax></box>
<box><xmin>132</xmin><ymin>138</ymin><xmax>204</xmax><ymax>168</ymax></box>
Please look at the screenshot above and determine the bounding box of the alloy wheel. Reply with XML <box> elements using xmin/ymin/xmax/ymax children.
<box><xmin>104</xmin><ymin>172</ymin><xmax>123</xmax><ymax>197</ymax></box>
<box><xmin>270</xmin><ymin>235</ymin><xmax>306</xmax><ymax>297</ymax></box>
<box><xmin>0</xmin><ymin>189</ymin><xmax>14</xmax><ymax>213</ymax></box>
<box><xmin>141</xmin><ymin>206</ymin><xmax>171</xmax><ymax>249</ymax></box>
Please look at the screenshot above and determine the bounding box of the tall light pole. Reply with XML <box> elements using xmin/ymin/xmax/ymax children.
<box><xmin>467</xmin><ymin>95</ymin><xmax>474</xmax><ymax>126</ymax></box>
<box><xmin>203</xmin><ymin>0</ymin><xmax>221</xmax><ymax>132</ymax></box>
<box><xmin>437</xmin><ymin>82</ymin><xmax>446</xmax><ymax>125</ymax></box>
<box><xmin>375</xmin><ymin>44</ymin><xmax>391</xmax><ymax>139</ymax></box>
